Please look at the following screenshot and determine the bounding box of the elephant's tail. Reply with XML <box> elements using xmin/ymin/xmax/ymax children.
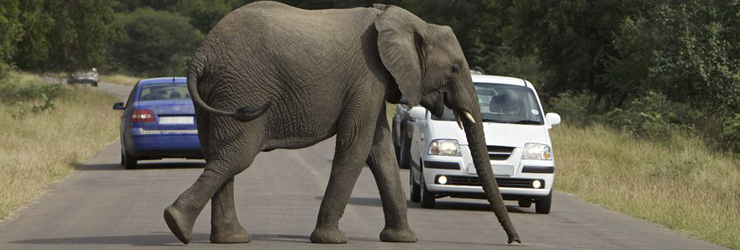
<box><xmin>187</xmin><ymin>61</ymin><xmax>270</xmax><ymax>122</ymax></box>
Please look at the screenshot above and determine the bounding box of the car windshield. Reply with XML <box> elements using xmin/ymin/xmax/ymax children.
<box><xmin>138</xmin><ymin>83</ymin><xmax>190</xmax><ymax>101</ymax></box>
<box><xmin>432</xmin><ymin>82</ymin><xmax>544</xmax><ymax>125</ymax></box>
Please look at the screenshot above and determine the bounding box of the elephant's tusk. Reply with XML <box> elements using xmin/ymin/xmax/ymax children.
<box><xmin>454</xmin><ymin>111</ymin><xmax>463</xmax><ymax>130</ymax></box>
<box><xmin>464</xmin><ymin>111</ymin><xmax>476</xmax><ymax>124</ymax></box>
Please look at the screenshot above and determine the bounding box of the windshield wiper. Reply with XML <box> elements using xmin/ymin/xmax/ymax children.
<box><xmin>481</xmin><ymin>118</ymin><xmax>542</xmax><ymax>124</ymax></box>
<box><xmin>510</xmin><ymin>120</ymin><xmax>542</xmax><ymax>125</ymax></box>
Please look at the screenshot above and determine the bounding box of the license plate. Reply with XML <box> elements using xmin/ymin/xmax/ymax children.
<box><xmin>467</xmin><ymin>164</ymin><xmax>514</xmax><ymax>176</ymax></box>
<box><xmin>159</xmin><ymin>116</ymin><xmax>194</xmax><ymax>125</ymax></box>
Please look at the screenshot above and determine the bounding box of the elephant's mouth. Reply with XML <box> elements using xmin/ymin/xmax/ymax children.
<box><xmin>453</xmin><ymin>109</ymin><xmax>476</xmax><ymax>129</ymax></box>
<box><xmin>440</xmin><ymin>91</ymin><xmax>475</xmax><ymax>128</ymax></box>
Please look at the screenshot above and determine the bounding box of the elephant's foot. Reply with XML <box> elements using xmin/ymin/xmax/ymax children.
<box><xmin>379</xmin><ymin>227</ymin><xmax>418</xmax><ymax>243</ymax></box>
<box><xmin>164</xmin><ymin>205</ymin><xmax>197</xmax><ymax>244</ymax></box>
<box><xmin>310</xmin><ymin>226</ymin><xmax>347</xmax><ymax>244</ymax></box>
<box><xmin>210</xmin><ymin>226</ymin><xmax>251</xmax><ymax>243</ymax></box>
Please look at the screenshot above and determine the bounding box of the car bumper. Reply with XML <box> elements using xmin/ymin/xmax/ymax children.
<box><xmin>422</xmin><ymin>155</ymin><xmax>554</xmax><ymax>200</ymax></box>
<box><xmin>124</xmin><ymin>128</ymin><xmax>202</xmax><ymax>159</ymax></box>
<box><xmin>68</xmin><ymin>78</ymin><xmax>98</xmax><ymax>84</ymax></box>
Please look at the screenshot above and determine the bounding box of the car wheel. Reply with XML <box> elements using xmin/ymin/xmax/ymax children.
<box><xmin>122</xmin><ymin>149</ymin><xmax>137</xmax><ymax>169</ymax></box>
<box><xmin>518</xmin><ymin>199</ymin><xmax>532</xmax><ymax>208</ymax></box>
<box><xmin>398</xmin><ymin>134</ymin><xmax>410</xmax><ymax>169</ymax></box>
<box><xmin>419</xmin><ymin>169</ymin><xmax>435</xmax><ymax>208</ymax></box>
<box><xmin>535</xmin><ymin>191</ymin><xmax>552</xmax><ymax>214</ymax></box>
<box><xmin>409</xmin><ymin>170</ymin><xmax>420</xmax><ymax>202</ymax></box>
<box><xmin>92</xmin><ymin>81</ymin><xmax>98</xmax><ymax>87</ymax></box>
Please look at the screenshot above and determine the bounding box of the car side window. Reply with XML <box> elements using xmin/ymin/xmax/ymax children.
<box><xmin>125</xmin><ymin>83</ymin><xmax>139</xmax><ymax>107</ymax></box>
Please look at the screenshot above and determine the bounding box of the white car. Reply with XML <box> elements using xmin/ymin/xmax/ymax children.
<box><xmin>407</xmin><ymin>73</ymin><xmax>560</xmax><ymax>213</ymax></box>
<box><xmin>67</xmin><ymin>68</ymin><xmax>98</xmax><ymax>87</ymax></box>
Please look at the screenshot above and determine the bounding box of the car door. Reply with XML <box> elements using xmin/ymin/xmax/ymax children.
<box><xmin>121</xmin><ymin>83</ymin><xmax>139</xmax><ymax>136</ymax></box>
<box><xmin>409</xmin><ymin>109</ymin><xmax>428</xmax><ymax>183</ymax></box>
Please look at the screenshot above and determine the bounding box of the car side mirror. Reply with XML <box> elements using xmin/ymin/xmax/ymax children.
<box><xmin>408</xmin><ymin>107</ymin><xmax>426</xmax><ymax>120</ymax></box>
<box><xmin>546</xmin><ymin>113</ymin><xmax>561</xmax><ymax>128</ymax></box>
<box><xmin>113</xmin><ymin>102</ymin><xmax>125</xmax><ymax>110</ymax></box>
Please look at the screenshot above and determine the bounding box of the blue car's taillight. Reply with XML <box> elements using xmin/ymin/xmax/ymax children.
<box><xmin>132</xmin><ymin>109</ymin><xmax>155</xmax><ymax>123</ymax></box>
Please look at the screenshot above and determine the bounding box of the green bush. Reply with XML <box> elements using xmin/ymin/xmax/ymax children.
<box><xmin>0</xmin><ymin>74</ymin><xmax>65</xmax><ymax>103</ymax></box>
<box><xmin>547</xmin><ymin>91</ymin><xmax>596</xmax><ymax>124</ymax></box>
<box><xmin>601</xmin><ymin>91</ymin><xmax>696</xmax><ymax>140</ymax></box>
<box><xmin>722</xmin><ymin>114</ymin><xmax>740</xmax><ymax>153</ymax></box>
<box><xmin>0</xmin><ymin>71</ymin><xmax>65</xmax><ymax>119</ymax></box>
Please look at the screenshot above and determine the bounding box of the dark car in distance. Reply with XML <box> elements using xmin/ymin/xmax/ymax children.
<box><xmin>113</xmin><ymin>77</ymin><xmax>202</xmax><ymax>169</ymax></box>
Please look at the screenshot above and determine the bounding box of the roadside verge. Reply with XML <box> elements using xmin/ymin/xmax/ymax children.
<box><xmin>0</xmin><ymin>72</ymin><xmax>120</xmax><ymax>220</ymax></box>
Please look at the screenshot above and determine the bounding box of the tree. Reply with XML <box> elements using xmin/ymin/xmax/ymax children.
<box><xmin>43</xmin><ymin>0</ymin><xmax>118</xmax><ymax>72</ymax></box>
<box><xmin>175</xmin><ymin>0</ymin><xmax>231</xmax><ymax>34</ymax></box>
<box><xmin>605</xmin><ymin>0</ymin><xmax>740</xmax><ymax>113</ymax></box>
<box><xmin>111</xmin><ymin>8</ymin><xmax>202</xmax><ymax>76</ymax></box>
<box><xmin>0</xmin><ymin>0</ymin><xmax>23</xmax><ymax>70</ymax></box>
<box><xmin>13</xmin><ymin>0</ymin><xmax>54</xmax><ymax>70</ymax></box>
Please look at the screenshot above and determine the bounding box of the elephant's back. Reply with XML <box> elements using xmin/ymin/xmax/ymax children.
<box><xmin>197</xmin><ymin>2</ymin><xmax>383</xmax><ymax>150</ymax></box>
<box><xmin>210</xmin><ymin>1</ymin><xmax>379</xmax><ymax>51</ymax></box>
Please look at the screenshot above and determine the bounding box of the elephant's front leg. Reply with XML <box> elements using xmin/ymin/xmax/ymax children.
<box><xmin>210</xmin><ymin>177</ymin><xmax>250</xmax><ymax>243</ymax></box>
<box><xmin>366</xmin><ymin>108</ymin><xmax>417</xmax><ymax>242</ymax></box>
<box><xmin>310</xmin><ymin>103</ymin><xmax>380</xmax><ymax>244</ymax></box>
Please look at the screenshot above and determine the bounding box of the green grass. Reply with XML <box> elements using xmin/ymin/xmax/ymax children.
<box><xmin>0</xmin><ymin>72</ymin><xmax>120</xmax><ymax>220</ymax></box>
<box><xmin>552</xmin><ymin>123</ymin><xmax>740</xmax><ymax>249</ymax></box>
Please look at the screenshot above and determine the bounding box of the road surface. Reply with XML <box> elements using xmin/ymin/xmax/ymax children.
<box><xmin>0</xmin><ymin>82</ymin><xmax>729</xmax><ymax>250</ymax></box>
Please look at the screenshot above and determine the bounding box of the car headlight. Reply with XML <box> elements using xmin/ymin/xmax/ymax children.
<box><xmin>428</xmin><ymin>139</ymin><xmax>461</xmax><ymax>156</ymax></box>
<box><xmin>522</xmin><ymin>143</ymin><xmax>552</xmax><ymax>160</ymax></box>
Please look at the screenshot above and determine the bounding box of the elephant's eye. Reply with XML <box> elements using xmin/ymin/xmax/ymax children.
<box><xmin>451</xmin><ymin>64</ymin><xmax>460</xmax><ymax>73</ymax></box>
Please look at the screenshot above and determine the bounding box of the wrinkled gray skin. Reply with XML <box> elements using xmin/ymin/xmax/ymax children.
<box><xmin>164</xmin><ymin>1</ymin><xmax>520</xmax><ymax>245</ymax></box>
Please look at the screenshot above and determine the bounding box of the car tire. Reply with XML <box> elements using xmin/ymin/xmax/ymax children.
<box><xmin>535</xmin><ymin>191</ymin><xmax>552</xmax><ymax>214</ymax></box>
<box><xmin>419</xmin><ymin>169</ymin><xmax>435</xmax><ymax>208</ymax></box>
<box><xmin>92</xmin><ymin>81</ymin><xmax>98</xmax><ymax>87</ymax></box>
<box><xmin>398</xmin><ymin>134</ymin><xmax>410</xmax><ymax>169</ymax></box>
<box><xmin>122</xmin><ymin>150</ymin><xmax>137</xmax><ymax>170</ymax></box>
<box><xmin>518</xmin><ymin>199</ymin><xmax>532</xmax><ymax>208</ymax></box>
<box><xmin>409</xmin><ymin>170</ymin><xmax>420</xmax><ymax>202</ymax></box>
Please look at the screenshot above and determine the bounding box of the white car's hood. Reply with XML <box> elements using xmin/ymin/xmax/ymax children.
<box><xmin>429</xmin><ymin>120</ymin><xmax>548</xmax><ymax>147</ymax></box>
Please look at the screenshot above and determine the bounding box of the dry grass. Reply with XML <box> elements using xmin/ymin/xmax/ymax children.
<box><xmin>99</xmin><ymin>74</ymin><xmax>141</xmax><ymax>86</ymax></box>
<box><xmin>0</xmin><ymin>72</ymin><xmax>119</xmax><ymax>220</ymax></box>
<box><xmin>552</xmin><ymin>123</ymin><xmax>740</xmax><ymax>249</ymax></box>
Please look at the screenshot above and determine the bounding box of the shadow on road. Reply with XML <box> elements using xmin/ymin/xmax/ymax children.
<box><xmin>250</xmin><ymin>233</ymin><xmax>378</xmax><ymax>243</ymax></box>
<box><xmin>250</xmin><ymin>233</ymin><xmax>513</xmax><ymax>247</ymax></box>
<box><xmin>11</xmin><ymin>233</ymin><xmax>514</xmax><ymax>247</ymax></box>
<box><xmin>77</xmin><ymin>162</ymin><xmax>205</xmax><ymax>171</ymax></box>
<box><xmin>315</xmin><ymin>196</ymin><xmax>530</xmax><ymax>213</ymax></box>
<box><xmin>9</xmin><ymin>232</ymin><xmax>207</xmax><ymax>246</ymax></box>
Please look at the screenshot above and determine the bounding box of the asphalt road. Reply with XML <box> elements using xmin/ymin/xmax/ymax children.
<box><xmin>0</xmin><ymin>82</ymin><xmax>730</xmax><ymax>250</ymax></box>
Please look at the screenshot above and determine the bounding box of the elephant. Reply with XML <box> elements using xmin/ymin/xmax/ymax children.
<box><xmin>163</xmin><ymin>1</ymin><xmax>521</xmax><ymax>245</ymax></box>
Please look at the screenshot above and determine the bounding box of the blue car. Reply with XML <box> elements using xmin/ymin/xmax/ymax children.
<box><xmin>113</xmin><ymin>77</ymin><xmax>202</xmax><ymax>169</ymax></box>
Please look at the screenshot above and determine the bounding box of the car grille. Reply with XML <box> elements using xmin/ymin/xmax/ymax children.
<box><xmin>487</xmin><ymin>145</ymin><xmax>515</xmax><ymax>161</ymax></box>
<box><xmin>446</xmin><ymin>176</ymin><xmax>542</xmax><ymax>188</ymax></box>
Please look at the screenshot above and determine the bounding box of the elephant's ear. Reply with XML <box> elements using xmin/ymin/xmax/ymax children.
<box><xmin>375</xmin><ymin>6</ymin><xmax>427</xmax><ymax>106</ymax></box>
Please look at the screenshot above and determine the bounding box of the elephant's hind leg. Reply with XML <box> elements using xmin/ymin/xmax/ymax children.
<box><xmin>165</xmin><ymin>118</ymin><xmax>264</xmax><ymax>244</ymax></box>
<box><xmin>210</xmin><ymin>177</ymin><xmax>250</xmax><ymax>243</ymax></box>
<box><xmin>366</xmin><ymin>107</ymin><xmax>417</xmax><ymax>242</ymax></box>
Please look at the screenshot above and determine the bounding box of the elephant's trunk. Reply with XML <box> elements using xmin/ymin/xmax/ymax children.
<box><xmin>460</xmin><ymin>110</ymin><xmax>521</xmax><ymax>244</ymax></box>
